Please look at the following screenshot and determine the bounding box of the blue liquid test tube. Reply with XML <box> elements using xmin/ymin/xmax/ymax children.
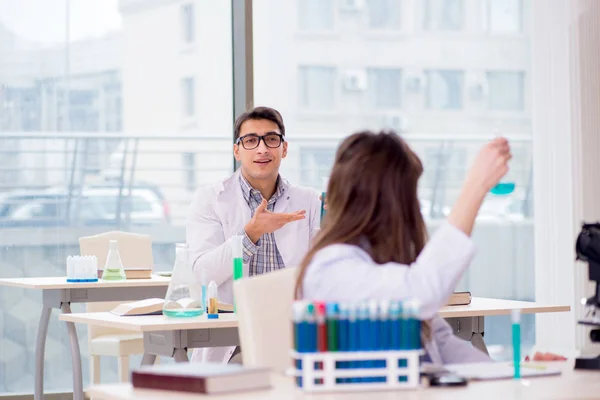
<box><xmin>348</xmin><ymin>303</ymin><xmax>359</xmax><ymax>383</ymax></box>
<box><xmin>337</xmin><ymin>303</ymin><xmax>349</xmax><ymax>382</ymax></box>
<box><xmin>358</xmin><ymin>302</ymin><xmax>370</xmax><ymax>382</ymax></box>
<box><xmin>368</xmin><ymin>300</ymin><xmax>381</xmax><ymax>382</ymax></box>
<box><xmin>409</xmin><ymin>300</ymin><xmax>422</xmax><ymax>349</ymax></box>
<box><xmin>379</xmin><ymin>300</ymin><xmax>391</xmax><ymax>351</ymax></box>
<box><xmin>292</xmin><ymin>301</ymin><xmax>305</xmax><ymax>387</ymax></box>
<box><xmin>400</xmin><ymin>301</ymin><xmax>411</xmax><ymax>350</ymax></box>
<box><xmin>389</xmin><ymin>301</ymin><xmax>401</xmax><ymax>351</ymax></box>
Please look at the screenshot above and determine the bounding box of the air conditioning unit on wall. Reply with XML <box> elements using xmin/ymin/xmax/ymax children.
<box><xmin>342</xmin><ymin>69</ymin><xmax>368</xmax><ymax>91</ymax></box>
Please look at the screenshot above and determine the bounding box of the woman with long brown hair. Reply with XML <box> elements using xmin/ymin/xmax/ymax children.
<box><xmin>295</xmin><ymin>130</ymin><xmax>511</xmax><ymax>364</ymax></box>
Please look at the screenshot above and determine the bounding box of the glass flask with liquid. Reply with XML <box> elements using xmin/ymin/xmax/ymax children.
<box><xmin>491</xmin><ymin>182</ymin><xmax>515</xmax><ymax>195</ymax></box>
<box><xmin>163</xmin><ymin>243</ymin><xmax>203</xmax><ymax>317</ymax></box>
<box><xmin>102</xmin><ymin>240</ymin><xmax>126</xmax><ymax>281</ymax></box>
<box><xmin>320</xmin><ymin>177</ymin><xmax>329</xmax><ymax>223</ymax></box>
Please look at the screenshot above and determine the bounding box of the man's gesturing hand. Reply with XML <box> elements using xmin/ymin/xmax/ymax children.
<box><xmin>244</xmin><ymin>199</ymin><xmax>306</xmax><ymax>243</ymax></box>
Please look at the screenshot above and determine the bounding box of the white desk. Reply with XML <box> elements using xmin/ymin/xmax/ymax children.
<box><xmin>87</xmin><ymin>361</ymin><xmax>599</xmax><ymax>400</ymax></box>
<box><xmin>60</xmin><ymin>312</ymin><xmax>240</xmax><ymax>364</ymax></box>
<box><xmin>61</xmin><ymin>297</ymin><xmax>570</xmax><ymax>384</ymax></box>
<box><xmin>440</xmin><ymin>298</ymin><xmax>570</xmax><ymax>355</ymax></box>
<box><xmin>0</xmin><ymin>276</ymin><xmax>170</xmax><ymax>400</ymax></box>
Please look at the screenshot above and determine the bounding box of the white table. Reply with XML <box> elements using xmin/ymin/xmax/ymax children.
<box><xmin>60</xmin><ymin>312</ymin><xmax>240</xmax><ymax>364</ymax></box>
<box><xmin>86</xmin><ymin>361</ymin><xmax>599</xmax><ymax>400</ymax></box>
<box><xmin>439</xmin><ymin>297</ymin><xmax>570</xmax><ymax>355</ymax></box>
<box><xmin>61</xmin><ymin>297</ymin><xmax>570</xmax><ymax>387</ymax></box>
<box><xmin>0</xmin><ymin>276</ymin><xmax>170</xmax><ymax>400</ymax></box>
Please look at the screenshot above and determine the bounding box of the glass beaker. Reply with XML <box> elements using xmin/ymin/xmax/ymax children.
<box><xmin>102</xmin><ymin>240</ymin><xmax>126</xmax><ymax>281</ymax></box>
<box><xmin>163</xmin><ymin>243</ymin><xmax>203</xmax><ymax>317</ymax></box>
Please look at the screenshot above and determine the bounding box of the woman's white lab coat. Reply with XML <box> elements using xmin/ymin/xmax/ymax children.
<box><xmin>187</xmin><ymin>169</ymin><xmax>320</xmax><ymax>363</ymax></box>
<box><xmin>302</xmin><ymin>223</ymin><xmax>491</xmax><ymax>365</ymax></box>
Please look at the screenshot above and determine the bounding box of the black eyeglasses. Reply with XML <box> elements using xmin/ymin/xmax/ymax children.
<box><xmin>236</xmin><ymin>132</ymin><xmax>284</xmax><ymax>150</ymax></box>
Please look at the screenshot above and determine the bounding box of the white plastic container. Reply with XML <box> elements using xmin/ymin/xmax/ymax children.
<box><xmin>291</xmin><ymin>349</ymin><xmax>421</xmax><ymax>393</ymax></box>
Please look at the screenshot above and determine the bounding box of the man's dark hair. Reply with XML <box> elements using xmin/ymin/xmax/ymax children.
<box><xmin>234</xmin><ymin>106</ymin><xmax>285</xmax><ymax>141</ymax></box>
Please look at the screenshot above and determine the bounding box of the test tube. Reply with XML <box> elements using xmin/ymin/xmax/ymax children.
<box><xmin>231</xmin><ymin>235</ymin><xmax>243</xmax><ymax>280</ymax></box>
<box><xmin>292</xmin><ymin>301</ymin><xmax>306</xmax><ymax>388</ymax></box>
<box><xmin>358</xmin><ymin>302</ymin><xmax>370</xmax><ymax>377</ymax></box>
<box><xmin>320</xmin><ymin>177</ymin><xmax>329</xmax><ymax>223</ymax></box>
<box><xmin>404</xmin><ymin>300</ymin><xmax>422</xmax><ymax>350</ymax></box>
<box><xmin>231</xmin><ymin>235</ymin><xmax>243</xmax><ymax>313</ymax></box>
<box><xmin>207</xmin><ymin>280</ymin><xmax>219</xmax><ymax>319</ymax></box>
<box><xmin>66</xmin><ymin>256</ymin><xmax>72</xmax><ymax>281</ymax></box>
<box><xmin>92</xmin><ymin>256</ymin><xmax>98</xmax><ymax>280</ymax></box>
<box><xmin>512</xmin><ymin>309</ymin><xmax>521</xmax><ymax>379</ymax></box>
<box><xmin>337</xmin><ymin>303</ymin><xmax>350</xmax><ymax>378</ymax></box>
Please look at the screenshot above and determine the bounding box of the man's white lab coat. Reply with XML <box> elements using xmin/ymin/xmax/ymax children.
<box><xmin>186</xmin><ymin>169</ymin><xmax>320</xmax><ymax>363</ymax></box>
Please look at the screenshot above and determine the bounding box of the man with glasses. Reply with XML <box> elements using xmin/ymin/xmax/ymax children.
<box><xmin>187</xmin><ymin>106</ymin><xmax>320</xmax><ymax>363</ymax></box>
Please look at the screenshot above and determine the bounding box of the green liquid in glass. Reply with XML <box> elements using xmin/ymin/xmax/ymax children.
<box><xmin>163</xmin><ymin>308</ymin><xmax>203</xmax><ymax>318</ymax></box>
<box><xmin>233</xmin><ymin>257</ymin><xmax>243</xmax><ymax>313</ymax></box>
<box><xmin>233</xmin><ymin>257</ymin><xmax>243</xmax><ymax>280</ymax></box>
<box><xmin>102</xmin><ymin>269</ymin><xmax>126</xmax><ymax>281</ymax></box>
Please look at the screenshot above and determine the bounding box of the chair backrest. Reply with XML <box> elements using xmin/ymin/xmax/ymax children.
<box><xmin>79</xmin><ymin>231</ymin><xmax>154</xmax><ymax>339</ymax></box>
<box><xmin>233</xmin><ymin>267</ymin><xmax>297</xmax><ymax>373</ymax></box>
<box><xmin>79</xmin><ymin>230</ymin><xmax>154</xmax><ymax>272</ymax></box>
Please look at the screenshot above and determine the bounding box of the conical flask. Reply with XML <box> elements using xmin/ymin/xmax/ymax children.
<box><xmin>102</xmin><ymin>240</ymin><xmax>126</xmax><ymax>281</ymax></box>
<box><xmin>163</xmin><ymin>243</ymin><xmax>203</xmax><ymax>317</ymax></box>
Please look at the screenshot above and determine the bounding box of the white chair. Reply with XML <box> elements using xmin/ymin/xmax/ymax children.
<box><xmin>79</xmin><ymin>231</ymin><xmax>156</xmax><ymax>383</ymax></box>
<box><xmin>233</xmin><ymin>267</ymin><xmax>297</xmax><ymax>373</ymax></box>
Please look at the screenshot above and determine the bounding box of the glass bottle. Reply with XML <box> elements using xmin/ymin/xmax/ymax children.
<box><xmin>102</xmin><ymin>240</ymin><xmax>126</xmax><ymax>281</ymax></box>
<box><xmin>207</xmin><ymin>280</ymin><xmax>219</xmax><ymax>319</ymax></box>
<box><xmin>163</xmin><ymin>243</ymin><xmax>203</xmax><ymax>317</ymax></box>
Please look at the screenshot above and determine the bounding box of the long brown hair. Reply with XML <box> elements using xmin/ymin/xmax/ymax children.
<box><xmin>295</xmin><ymin>130</ymin><xmax>428</xmax><ymax>298</ymax></box>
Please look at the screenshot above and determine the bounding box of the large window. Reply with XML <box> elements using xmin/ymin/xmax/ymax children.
<box><xmin>298</xmin><ymin>66</ymin><xmax>336</xmax><ymax>110</ymax></box>
<box><xmin>485</xmin><ymin>0</ymin><xmax>522</xmax><ymax>33</ymax></box>
<box><xmin>367</xmin><ymin>68</ymin><xmax>402</xmax><ymax>109</ymax></box>
<box><xmin>366</xmin><ymin>0</ymin><xmax>402</xmax><ymax>31</ymax></box>
<box><xmin>297</xmin><ymin>0</ymin><xmax>334</xmax><ymax>32</ymax></box>
<box><xmin>0</xmin><ymin>0</ymin><xmax>233</xmax><ymax>394</ymax></box>
<box><xmin>424</xmin><ymin>0</ymin><xmax>464</xmax><ymax>31</ymax></box>
<box><xmin>426</xmin><ymin>70</ymin><xmax>465</xmax><ymax>110</ymax></box>
<box><xmin>180</xmin><ymin>3</ymin><xmax>195</xmax><ymax>43</ymax></box>
<box><xmin>181</xmin><ymin>77</ymin><xmax>195</xmax><ymax>117</ymax></box>
<box><xmin>255</xmin><ymin>0</ymin><xmax>535</xmax><ymax>361</ymax></box>
<box><xmin>487</xmin><ymin>71</ymin><xmax>525</xmax><ymax>111</ymax></box>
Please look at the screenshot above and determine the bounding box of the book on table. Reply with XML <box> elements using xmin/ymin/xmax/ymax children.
<box><xmin>110</xmin><ymin>297</ymin><xmax>233</xmax><ymax>316</ymax></box>
<box><xmin>446</xmin><ymin>291</ymin><xmax>472</xmax><ymax>306</ymax></box>
<box><xmin>97</xmin><ymin>268</ymin><xmax>152</xmax><ymax>279</ymax></box>
<box><xmin>132</xmin><ymin>362</ymin><xmax>271</xmax><ymax>394</ymax></box>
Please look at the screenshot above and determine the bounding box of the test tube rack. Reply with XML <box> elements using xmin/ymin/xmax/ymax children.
<box><xmin>291</xmin><ymin>349</ymin><xmax>422</xmax><ymax>392</ymax></box>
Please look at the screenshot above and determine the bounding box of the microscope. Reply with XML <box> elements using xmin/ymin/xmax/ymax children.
<box><xmin>575</xmin><ymin>222</ymin><xmax>600</xmax><ymax>370</ymax></box>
